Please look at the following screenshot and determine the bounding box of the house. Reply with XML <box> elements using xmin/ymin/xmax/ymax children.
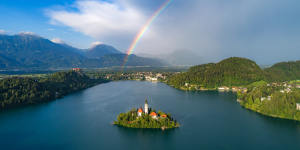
<box><xmin>72</xmin><ymin>68</ymin><xmax>81</xmax><ymax>72</ymax></box>
<box><xmin>185</xmin><ymin>83</ymin><xmax>189</xmax><ymax>87</ymax></box>
<box><xmin>138</xmin><ymin>108</ymin><xmax>143</xmax><ymax>117</ymax></box>
<box><xmin>231</xmin><ymin>87</ymin><xmax>239</xmax><ymax>92</ymax></box>
<box><xmin>242</xmin><ymin>88</ymin><xmax>248</xmax><ymax>93</ymax></box>
<box><xmin>261</xmin><ymin>97</ymin><xmax>266</xmax><ymax>102</ymax></box>
<box><xmin>161</xmin><ymin>114</ymin><xmax>167</xmax><ymax>118</ymax></box>
<box><xmin>150</xmin><ymin>112</ymin><xmax>157</xmax><ymax>119</ymax></box>
<box><xmin>285</xmin><ymin>88</ymin><xmax>292</xmax><ymax>93</ymax></box>
<box><xmin>218</xmin><ymin>86</ymin><xmax>230</xmax><ymax>91</ymax></box>
<box><xmin>296</xmin><ymin>103</ymin><xmax>300</xmax><ymax>111</ymax></box>
<box><xmin>151</xmin><ymin>77</ymin><xmax>158</xmax><ymax>81</ymax></box>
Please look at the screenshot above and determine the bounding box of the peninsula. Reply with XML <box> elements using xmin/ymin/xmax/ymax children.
<box><xmin>114</xmin><ymin>100</ymin><xmax>179</xmax><ymax>130</ymax></box>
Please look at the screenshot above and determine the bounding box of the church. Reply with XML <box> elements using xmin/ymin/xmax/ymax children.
<box><xmin>137</xmin><ymin>99</ymin><xmax>157</xmax><ymax>119</ymax></box>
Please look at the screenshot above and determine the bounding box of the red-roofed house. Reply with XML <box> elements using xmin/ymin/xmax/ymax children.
<box><xmin>161</xmin><ymin>114</ymin><xmax>167</xmax><ymax>118</ymax></box>
<box><xmin>138</xmin><ymin>108</ymin><xmax>143</xmax><ymax>117</ymax></box>
<box><xmin>72</xmin><ymin>68</ymin><xmax>81</xmax><ymax>72</ymax></box>
<box><xmin>150</xmin><ymin>112</ymin><xmax>157</xmax><ymax>119</ymax></box>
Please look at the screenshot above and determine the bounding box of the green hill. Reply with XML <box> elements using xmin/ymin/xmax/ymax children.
<box><xmin>168</xmin><ymin>57</ymin><xmax>265</xmax><ymax>88</ymax></box>
<box><xmin>264</xmin><ymin>61</ymin><xmax>300</xmax><ymax>82</ymax></box>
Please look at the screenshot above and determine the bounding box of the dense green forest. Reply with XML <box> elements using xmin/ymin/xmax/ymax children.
<box><xmin>0</xmin><ymin>71</ymin><xmax>108</xmax><ymax>109</ymax></box>
<box><xmin>167</xmin><ymin>57</ymin><xmax>300</xmax><ymax>89</ymax></box>
<box><xmin>238</xmin><ymin>84</ymin><xmax>300</xmax><ymax>121</ymax></box>
<box><xmin>114</xmin><ymin>108</ymin><xmax>179</xmax><ymax>129</ymax></box>
<box><xmin>168</xmin><ymin>57</ymin><xmax>265</xmax><ymax>89</ymax></box>
<box><xmin>264</xmin><ymin>61</ymin><xmax>300</xmax><ymax>82</ymax></box>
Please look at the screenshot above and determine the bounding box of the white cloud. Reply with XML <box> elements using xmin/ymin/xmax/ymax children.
<box><xmin>46</xmin><ymin>0</ymin><xmax>300</xmax><ymax>64</ymax></box>
<box><xmin>0</xmin><ymin>29</ymin><xmax>5</xmax><ymax>34</ymax></box>
<box><xmin>18</xmin><ymin>31</ymin><xmax>36</xmax><ymax>35</ymax></box>
<box><xmin>90</xmin><ymin>41</ymin><xmax>102</xmax><ymax>48</ymax></box>
<box><xmin>47</xmin><ymin>0</ymin><xmax>146</xmax><ymax>38</ymax></box>
<box><xmin>51</xmin><ymin>38</ymin><xmax>65</xmax><ymax>44</ymax></box>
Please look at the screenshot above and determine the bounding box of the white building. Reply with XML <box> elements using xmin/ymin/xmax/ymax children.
<box><xmin>297</xmin><ymin>103</ymin><xmax>300</xmax><ymax>111</ymax></box>
<box><xmin>144</xmin><ymin>99</ymin><xmax>149</xmax><ymax>114</ymax></box>
<box><xmin>137</xmin><ymin>108</ymin><xmax>143</xmax><ymax>117</ymax></box>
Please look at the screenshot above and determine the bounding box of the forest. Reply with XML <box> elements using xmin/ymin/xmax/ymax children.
<box><xmin>167</xmin><ymin>57</ymin><xmax>300</xmax><ymax>89</ymax></box>
<box><xmin>238</xmin><ymin>83</ymin><xmax>300</xmax><ymax>121</ymax></box>
<box><xmin>0</xmin><ymin>71</ymin><xmax>108</xmax><ymax>109</ymax></box>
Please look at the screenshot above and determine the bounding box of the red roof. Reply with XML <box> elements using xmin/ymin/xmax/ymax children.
<box><xmin>161</xmin><ymin>114</ymin><xmax>167</xmax><ymax>118</ymax></box>
<box><xmin>150</xmin><ymin>112</ymin><xmax>157</xmax><ymax>116</ymax></box>
<box><xmin>138</xmin><ymin>108</ymin><xmax>143</xmax><ymax>113</ymax></box>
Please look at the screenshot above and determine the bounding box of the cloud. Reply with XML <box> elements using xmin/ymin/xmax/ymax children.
<box><xmin>18</xmin><ymin>31</ymin><xmax>36</xmax><ymax>35</ymax></box>
<box><xmin>51</xmin><ymin>38</ymin><xmax>65</xmax><ymax>44</ymax></box>
<box><xmin>0</xmin><ymin>29</ymin><xmax>5</xmax><ymax>34</ymax></box>
<box><xmin>90</xmin><ymin>41</ymin><xmax>102</xmax><ymax>48</ymax></box>
<box><xmin>46</xmin><ymin>0</ymin><xmax>300</xmax><ymax>64</ymax></box>
<box><xmin>47</xmin><ymin>0</ymin><xmax>146</xmax><ymax>38</ymax></box>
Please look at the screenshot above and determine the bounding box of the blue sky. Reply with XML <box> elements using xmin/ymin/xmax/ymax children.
<box><xmin>0</xmin><ymin>0</ymin><xmax>300</xmax><ymax>65</ymax></box>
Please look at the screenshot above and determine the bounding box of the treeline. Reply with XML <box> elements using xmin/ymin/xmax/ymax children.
<box><xmin>264</xmin><ymin>60</ymin><xmax>300</xmax><ymax>82</ymax></box>
<box><xmin>168</xmin><ymin>57</ymin><xmax>265</xmax><ymax>88</ymax></box>
<box><xmin>0</xmin><ymin>71</ymin><xmax>108</xmax><ymax>109</ymax></box>
<box><xmin>168</xmin><ymin>57</ymin><xmax>300</xmax><ymax>89</ymax></box>
<box><xmin>238</xmin><ymin>85</ymin><xmax>300</xmax><ymax>121</ymax></box>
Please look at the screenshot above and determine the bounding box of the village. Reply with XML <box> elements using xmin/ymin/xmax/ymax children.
<box><xmin>104</xmin><ymin>72</ymin><xmax>174</xmax><ymax>82</ymax></box>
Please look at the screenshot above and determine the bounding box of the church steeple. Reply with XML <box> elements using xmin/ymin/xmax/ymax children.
<box><xmin>144</xmin><ymin>99</ymin><xmax>149</xmax><ymax>114</ymax></box>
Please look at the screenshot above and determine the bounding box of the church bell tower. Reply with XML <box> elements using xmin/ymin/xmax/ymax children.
<box><xmin>144</xmin><ymin>99</ymin><xmax>149</xmax><ymax>114</ymax></box>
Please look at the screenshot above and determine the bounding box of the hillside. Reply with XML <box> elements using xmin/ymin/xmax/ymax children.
<box><xmin>0</xmin><ymin>71</ymin><xmax>108</xmax><ymax>109</ymax></box>
<box><xmin>168</xmin><ymin>57</ymin><xmax>265</xmax><ymax>88</ymax></box>
<box><xmin>99</xmin><ymin>54</ymin><xmax>164</xmax><ymax>67</ymax></box>
<box><xmin>0</xmin><ymin>34</ymin><xmax>164</xmax><ymax>69</ymax></box>
<box><xmin>85</xmin><ymin>44</ymin><xmax>121</xmax><ymax>59</ymax></box>
<box><xmin>264</xmin><ymin>61</ymin><xmax>300</xmax><ymax>82</ymax></box>
<box><xmin>0</xmin><ymin>34</ymin><xmax>98</xmax><ymax>68</ymax></box>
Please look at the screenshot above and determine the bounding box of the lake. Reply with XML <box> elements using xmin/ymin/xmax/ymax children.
<box><xmin>1</xmin><ymin>81</ymin><xmax>300</xmax><ymax>150</ymax></box>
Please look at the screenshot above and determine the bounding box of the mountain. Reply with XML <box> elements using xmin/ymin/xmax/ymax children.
<box><xmin>85</xmin><ymin>44</ymin><xmax>121</xmax><ymax>59</ymax></box>
<box><xmin>264</xmin><ymin>61</ymin><xmax>300</xmax><ymax>82</ymax></box>
<box><xmin>0</xmin><ymin>33</ymin><xmax>98</xmax><ymax>68</ymax></box>
<box><xmin>168</xmin><ymin>57</ymin><xmax>265</xmax><ymax>88</ymax></box>
<box><xmin>0</xmin><ymin>34</ymin><xmax>164</xmax><ymax>69</ymax></box>
<box><xmin>98</xmin><ymin>54</ymin><xmax>164</xmax><ymax>67</ymax></box>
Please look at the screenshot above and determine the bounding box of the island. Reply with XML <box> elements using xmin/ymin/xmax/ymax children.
<box><xmin>114</xmin><ymin>100</ymin><xmax>179</xmax><ymax>130</ymax></box>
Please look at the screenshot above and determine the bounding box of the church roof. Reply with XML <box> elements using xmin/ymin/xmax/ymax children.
<box><xmin>138</xmin><ymin>108</ymin><xmax>143</xmax><ymax>113</ymax></box>
<box><xmin>161</xmin><ymin>114</ymin><xmax>167</xmax><ymax>118</ymax></box>
<box><xmin>150</xmin><ymin>112</ymin><xmax>157</xmax><ymax>116</ymax></box>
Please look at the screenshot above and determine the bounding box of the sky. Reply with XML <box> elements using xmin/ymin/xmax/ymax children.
<box><xmin>0</xmin><ymin>0</ymin><xmax>300</xmax><ymax>65</ymax></box>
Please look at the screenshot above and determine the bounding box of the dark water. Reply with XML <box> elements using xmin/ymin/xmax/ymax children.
<box><xmin>1</xmin><ymin>81</ymin><xmax>300</xmax><ymax>150</ymax></box>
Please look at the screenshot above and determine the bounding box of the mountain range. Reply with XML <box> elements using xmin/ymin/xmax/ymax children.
<box><xmin>0</xmin><ymin>33</ymin><xmax>164</xmax><ymax>69</ymax></box>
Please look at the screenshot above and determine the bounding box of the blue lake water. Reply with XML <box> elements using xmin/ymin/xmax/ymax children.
<box><xmin>1</xmin><ymin>81</ymin><xmax>300</xmax><ymax>150</ymax></box>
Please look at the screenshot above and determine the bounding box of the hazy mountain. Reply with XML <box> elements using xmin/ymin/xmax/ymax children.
<box><xmin>0</xmin><ymin>34</ymin><xmax>164</xmax><ymax>69</ymax></box>
<box><xmin>99</xmin><ymin>54</ymin><xmax>164</xmax><ymax>67</ymax></box>
<box><xmin>137</xmin><ymin>50</ymin><xmax>204</xmax><ymax>66</ymax></box>
<box><xmin>85</xmin><ymin>44</ymin><xmax>121</xmax><ymax>59</ymax></box>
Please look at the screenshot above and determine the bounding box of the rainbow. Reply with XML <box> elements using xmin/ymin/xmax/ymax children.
<box><xmin>122</xmin><ymin>0</ymin><xmax>173</xmax><ymax>68</ymax></box>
